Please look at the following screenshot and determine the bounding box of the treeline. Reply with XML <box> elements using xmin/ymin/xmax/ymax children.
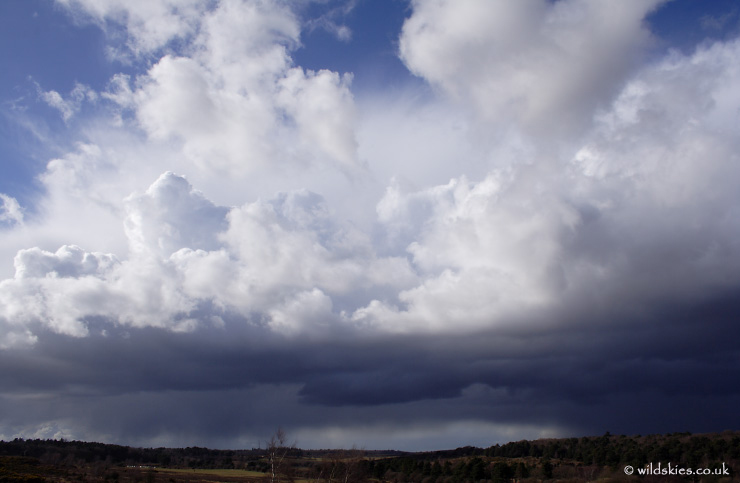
<box><xmin>362</xmin><ymin>431</ymin><xmax>740</xmax><ymax>482</ymax></box>
<box><xmin>0</xmin><ymin>438</ymin><xmax>402</xmax><ymax>472</ymax></box>
<box><xmin>0</xmin><ymin>438</ymin><xmax>260</xmax><ymax>469</ymax></box>
<box><xmin>355</xmin><ymin>456</ymin><xmax>537</xmax><ymax>483</ymax></box>
<box><xmin>489</xmin><ymin>431</ymin><xmax>740</xmax><ymax>468</ymax></box>
<box><xmin>423</xmin><ymin>431</ymin><xmax>740</xmax><ymax>468</ymax></box>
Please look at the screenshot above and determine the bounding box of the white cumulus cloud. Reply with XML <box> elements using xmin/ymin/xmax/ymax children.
<box><xmin>399</xmin><ymin>0</ymin><xmax>667</xmax><ymax>137</ymax></box>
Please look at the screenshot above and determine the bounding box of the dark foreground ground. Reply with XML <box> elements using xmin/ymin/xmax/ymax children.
<box><xmin>2</xmin><ymin>431</ymin><xmax>739</xmax><ymax>483</ymax></box>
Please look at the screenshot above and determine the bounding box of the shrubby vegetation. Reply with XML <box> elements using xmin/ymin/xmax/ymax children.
<box><xmin>1</xmin><ymin>431</ymin><xmax>739</xmax><ymax>483</ymax></box>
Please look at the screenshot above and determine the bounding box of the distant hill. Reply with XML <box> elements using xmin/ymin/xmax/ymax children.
<box><xmin>1</xmin><ymin>431</ymin><xmax>738</xmax><ymax>482</ymax></box>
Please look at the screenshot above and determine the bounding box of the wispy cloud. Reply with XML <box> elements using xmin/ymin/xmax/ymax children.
<box><xmin>38</xmin><ymin>83</ymin><xmax>98</xmax><ymax>122</ymax></box>
<box><xmin>0</xmin><ymin>194</ymin><xmax>24</xmax><ymax>226</ymax></box>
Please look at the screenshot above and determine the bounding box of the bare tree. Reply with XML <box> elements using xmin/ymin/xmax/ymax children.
<box><xmin>315</xmin><ymin>447</ymin><xmax>365</xmax><ymax>483</ymax></box>
<box><xmin>337</xmin><ymin>447</ymin><xmax>365</xmax><ymax>483</ymax></box>
<box><xmin>266</xmin><ymin>428</ymin><xmax>295</xmax><ymax>483</ymax></box>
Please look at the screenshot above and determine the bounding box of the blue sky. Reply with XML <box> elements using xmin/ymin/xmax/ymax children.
<box><xmin>1</xmin><ymin>0</ymin><xmax>740</xmax><ymax>451</ymax></box>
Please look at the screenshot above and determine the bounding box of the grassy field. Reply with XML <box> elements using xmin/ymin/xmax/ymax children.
<box><xmin>146</xmin><ymin>467</ymin><xmax>315</xmax><ymax>483</ymax></box>
<box><xmin>153</xmin><ymin>468</ymin><xmax>267</xmax><ymax>478</ymax></box>
<box><xmin>115</xmin><ymin>467</ymin><xmax>273</xmax><ymax>483</ymax></box>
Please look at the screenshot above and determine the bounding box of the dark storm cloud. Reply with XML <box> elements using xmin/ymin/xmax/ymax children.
<box><xmin>2</xmin><ymin>283</ymin><xmax>739</xmax><ymax>447</ymax></box>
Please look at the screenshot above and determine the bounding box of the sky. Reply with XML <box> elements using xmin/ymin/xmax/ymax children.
<box><xmin>1</xmin><ymin>0</ymin><xmax>740</xmax><ymax>452</ymax></box>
